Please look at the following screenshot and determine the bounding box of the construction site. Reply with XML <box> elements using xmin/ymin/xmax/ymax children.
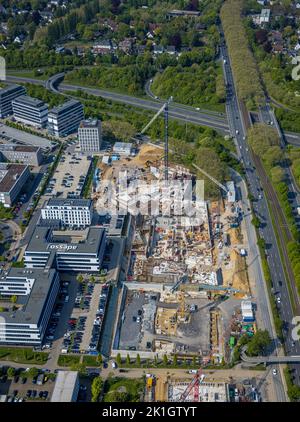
<box><xmin>150</xmin><ymin>372</ymin><xmax>261</xmax><ymax>402</ymax></box>
<box><xmin>92</xmin><ymin>99</ymin><xmax>255</xmax><ymax>365</ymax></box>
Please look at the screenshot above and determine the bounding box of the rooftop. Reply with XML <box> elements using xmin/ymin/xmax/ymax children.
<box><xmin>49</xmin><ymin>99</ymin><xmax>82</xmax><ymax>116</ymax></box>
<box><xmin>12</xmin><ymin>95</ymin><xmax>46</xmax><ymax>108</ymax></box>
<box><xmin>26</xmin><ymin>226</ymin><xmax>106</xmax><ymax>254</ymax></box>
<box><xmin>0</xmin><ymin>84</ymin><xmax>25</xmax><ymax>98</ymax></box>
<box><xmin>0</xmin><ymin>162</ymin><xmax>28</xmax><ymax>193</ymax></box>
<box><xmin>51</xmin><ymin>371</ymin><xmax>78</xmax><ymax>402</ymax></box>
<box><xmin>79</xmin><ymin>119</ymin><xmax>100</xmax><ymax>129</ymax></box>
<box><xmin>0</xmin><ymin>267</ymin><xmax>58</xmax><ymax>324</ymax></box>
<box><xmin>47</xmin><ymin>198</ymin><xmax>92</xmax><ymax>208</ymax></box>
<box><xmin>0</xmin><ymin>143</ymin><xmax>39</xmax><ymax>153</ymax></box>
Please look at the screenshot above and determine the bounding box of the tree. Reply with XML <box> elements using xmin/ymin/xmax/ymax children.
<box><xmin>116</xmin><ymin>353</ymin><xmax>122</xmax><ymax>366</ymax></box>
<box><xmin>246</xmin><ymin>330</ymin><xmax>272</xmax><ymax>356</ymax></box>
<box><xmin>96</xmin><ymin>354</ymin><xmax>103</xmax><ymax>365</ymax></box>
<box><xmin>126</xmin><ymin>354</ymin><xmax>130</xmax><ymax>366</ymax></box>
<box><xmin>10</xmin><ymin>295</ymin><xmax>17</xmax><ymax>304</ymax></box>
<box><xmin>91</xmin><ymin>376</ymin><xmax>104</xmax><ymax>402</ymax></box>
<box><xmin>90</xmin><ymin>275</ymin><xmax>96</xmax><ymax>284</ymax></box>
<box><xmin>7</xmin><ymin>367</ymin><xmax>15</xmax><ymax>378</ymax></box>
<box><xmin>163</xmin><ymin>354</ymin><xmax>168</xmax><ymax>366</ymax></box>
<box><xmin>136</xmin><ymin>354</ymin><xmax>141</xmax><ymax>367</ymax></box>
<box><xmin>77</xmin><ymin>274</ymin><xmax>84</xmax><ymax>284</ymax></box>
<box><xmin>251</xmin><ymin>215</ymin><xmax>261</xmax><ymax>229</ymax></box>
<box><xmin>27</xmin><ymin>367</ymin><xmax>39</xmax><ymax>379</ymax></box>
<box><xmin>173</xmin><ymin>354</ymin><xmax>178</xmax><ymax>366</ymax></box>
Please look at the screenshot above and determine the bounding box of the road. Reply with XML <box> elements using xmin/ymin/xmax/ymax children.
<box><xmin>220</xmin><ymin>36</ymin><xmax>293</xmax><ymax>401</ymax></box>
<box><xmin>7</xmin><ymin>74</ymin><xmax>300</xmax><ymax>146</ymax></box>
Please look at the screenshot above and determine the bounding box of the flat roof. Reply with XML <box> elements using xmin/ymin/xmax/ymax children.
<box><xmin>0</xmin><ymin>84</ymin><xmax>25</xmax><ymax>97</ymax></box>
<box><xmin>49</xmin><ymin>99</ymin><xmax>82</xmax><ymax>116</ymax></box>
<box><xmin>26</xmin><ymin>226</ymin><xmax>105</xmax><ymax>254</ymax></box>
<box><xmin>0</xmin><ymin>162</ymin><xmax>28</xmax><ymax>193</ymax></box>
<box><xmin>0</xmin><ymin>144</ymin><xmax>40</xmax><ymax>153</ymax></box>
<box><xmin>51</xmin><ymin>371</ymin><xmax>78</xmax><ymax>402</ymax></box>
<box><xmin>0</xmin><ymin>267</ymin><xmax>58</xmax><ymax>324</ymax></box>
<box><xmin>79</xmin><ymin>119</ymin><xmax>100</xmax><ymax>128</ymax></box>
<box><xmin>114</xmin><ymin>142</ymin><xmax>132</xmax><ymax>149</ymax></box>
<box><xmin>12</xmin><ymin>95</ymin><xmax>46</xmax><ymax>108</ymax></box>
<box><xmin>47</xmin><ymin>198</ymin><xmax>92</xmax><ymax>208</ymax></box>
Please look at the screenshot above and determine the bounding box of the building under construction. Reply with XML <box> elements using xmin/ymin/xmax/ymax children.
<box><xmin>168</xmin><ymin>379</ymin><xmax>229</xmax><ymax>402</ymax></box>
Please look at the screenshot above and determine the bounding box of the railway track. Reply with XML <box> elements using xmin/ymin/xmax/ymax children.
<box><xmin>252</xmin><ymin>153</ymin><xmax>300</xmax><ymax>313</ymax></box>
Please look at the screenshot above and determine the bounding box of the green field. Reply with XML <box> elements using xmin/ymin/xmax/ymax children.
<box><xmin>0</xmin><ymin>347</ymin><xmax>48</xmax><ymax>364</ymax></box>
<box><xmin>57</xmin><ymin>354</ymin><xmax>80</xmax><ymax>367</ymax></box>
<box><xmin>103</xmin><ymin>377</ymin><xmax>144</xmax><ymax>402</ymax></box>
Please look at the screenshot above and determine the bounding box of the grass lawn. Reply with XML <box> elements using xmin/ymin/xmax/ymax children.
<box><xmin>7</xmin><ymin>69</ymin><xmax>48</xmax><ymax>80</ymax></box>
<box><xmin>82</xmin><ymin>355</ymin><xmax>102</xmax><ymax>367</ymax></box>
<box><xmin>103</xmin><ymin>377</ymin><xmax>144</xmax><ymax>402</ymax></box>
<box><xmin>57</xmin><ymin>355</ymin><xmax>80</xmax><ymax>367</ymax></box>
<box><xmin>0</xmin><ymin>347</ymin><xmax>48</xmax><ymax>364</ymax></box>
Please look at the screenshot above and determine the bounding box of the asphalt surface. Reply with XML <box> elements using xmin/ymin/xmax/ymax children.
<box><xmin>7</xmin><ymin>74</ymin><xmax>300</xmax><ymax>145</ymax></box>
<box><xmin>220</xmin><ymin>37</ymin><xmax>293</xmax><ymax>401</ymax></box>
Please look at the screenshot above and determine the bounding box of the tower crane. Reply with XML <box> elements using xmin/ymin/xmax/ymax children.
<box><xmin>178</xmin><ymin>368</ymin><xmax>205</xmax><ymax>402</ymax></box>
<box><xmin>138</xmin><ymin>99</ymin><xmax>229</xmax><ymax>195</ymax></box>
<box><xmin>140</xmin><ymin>96</ymin><xmax>173</xmax><ymax>182</ymax></box>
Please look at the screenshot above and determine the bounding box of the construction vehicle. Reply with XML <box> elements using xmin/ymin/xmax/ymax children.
<box><xmin>178</xmin><ymin>368</ymin><xmax>205</xmax><ymax>402</ymax></box>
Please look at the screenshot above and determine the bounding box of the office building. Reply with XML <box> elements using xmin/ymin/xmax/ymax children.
<box><xmin>0</xmin><ymin>268</ymin><xmax>60</xmax><ymax>346</ymax></box>
<box><xmin>0</xmin><ymin>162</ymin><xmax>30</xmax><ymax>207</ymax></box>
<box><xmin>0</xmin><ymin>84</ymin><xmax>26</xmax><ymax>118</ymax></box>
<box><xmin>41</xmin><ymin>198</ymin><xmax>93</xmax><ymax>228</ymax></box>
<box><xmin>78</xmin><ymin>119</ymin><xmax>102</xmax><ymax>152</ymax></box>
<box><xmin>48</xmin><ymin>100</ymin><xmax>84</xmax><ymax>137</ymax></box>
<box><xmin>24</xmin><ymin>226</ymin><xmax>106</xmax><ymax>272</ymax></box>
<box><xmin>0</xmin><ymin>144</ymin><xmax>43</xmax><ymax>166</ymax></box>
<box><xmin>12</xmin><ymin>95</ymin><xmax>48</xmax><ymax>128</ymax></box>
<box><xmin>51</xmin><ymin>371</ymin><xmax>79</xmax><ymax>402</ymax></box>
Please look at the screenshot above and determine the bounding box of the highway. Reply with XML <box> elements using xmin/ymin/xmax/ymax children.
<box><xmin>220</xmin><ymin>35</ymin><xmax>298</xmax><ymax>401</ymax></box>
<box><xmin>7</xmin><ymin>74</ymin><xmax>300</xmax><ymax>146</ymax></box>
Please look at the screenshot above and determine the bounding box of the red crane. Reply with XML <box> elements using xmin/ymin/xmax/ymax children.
<box><xmin>179</xmin><ymin>369</ymin><xmax>204</xmax><ymax>402</ymax></box>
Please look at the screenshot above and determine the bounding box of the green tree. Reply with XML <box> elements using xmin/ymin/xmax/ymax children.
<box><xmin>163</xmin><ymin>355</ymin><xmax>168</xmax><ymax>366</ymax></box>
<box><xmin>27</xmin><ymin>367</ymin><xmax>39</xmax><ymax>379</ymax></box>
<box><xmin>116</xmin><ymin>353</ymin><xmax>122</xmax><ymax>366</ymax></box>
<box><xmin>7</xmin><ymin>367</ymin><xmax>15</xmax><ymax>378</ymax></box>
<box><xmin>10</xmin><ymin>295</ymin><xmax>18</xmax><ymax>304</ymax></box>
<box><xmin>246</xmin><ymin>330</ymin><xmax>272</xmax><ymax>356</ymax></box>
<box><xmin>136</xmin><ymin>354</ymin><xmax>141</xmax><ymax>367</ymax></box>
<box><xmin>91</xmin><ymin>376</ymin><xmax>104</xmax><ymax>402</ymax></box>
<box><xmin>173</xmin><ymin>354</ymin><xmax>178</xmax><ymax>367</ymax></box>
<box><xmin>126</xmin><ymin>354</ymin><xmax>130</xmax><ymax>366</ymax></box>
<box><xmin>77</xmin><ymin>274</ymin><xmax>84</xmax><ymax>283</ymax></box>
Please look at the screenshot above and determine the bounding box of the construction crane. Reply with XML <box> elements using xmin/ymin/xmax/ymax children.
<box><xmin>179</xmin><ymin>368</ymin><xmax>205</xmax><ymax>402</ymax></box>
<box><xmin>192</xmin><ymin>163</ymin><xmax>228</xmax><ymax>194</ymax></box>
<box><xmin>140</xmin><ymin>97</ymin><xmax>173</xmax><ymax>182</ymax></box>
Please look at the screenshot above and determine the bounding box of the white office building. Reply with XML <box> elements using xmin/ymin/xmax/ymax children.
<box><xmin>78</xmin><ymin>119</ymin><xmax>102</xmax><ymax>152</ymax></box>
<box><xmin>0</xmin><ymin>84</ymin><xmax>26</xmax><ymax>118</ymax></box>
<box><xmin>41</xmin><ymin>198</ymin><xmax>93</xmax><ymax>228</ymax></box>
<box><xmin>0</xmin><ymin>268</ymin><xmax>60</xmax><ymax>345</ymax></box>
<box><xmin>48</xmin><ymin>100</ymin><xmax>84</xmax><ymax>137</ymax></box>
<box><xmin>24</xmin><ymin>226</ymin><xmax>106</xmax><ymax>272</ymax></box>
<box><xmin>12</xmin><ymin>95</ymin><xmax>48</xmax><ymax>128</ymax></box>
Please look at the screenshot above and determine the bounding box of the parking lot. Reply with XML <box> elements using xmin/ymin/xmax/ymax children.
<box><xmin>61</xmin><ymin>280</ymin><xmax>110</xmax><ymax>354</ymax></box>
<box><xmin>0</xmin><ymin>367</ymin><xmax>55</xmax><ymax>402</ymax></box>
<box><xmin>46</xmin><ymin>152</ymin><xmax>91</xmax><ymax>198</ymax></box>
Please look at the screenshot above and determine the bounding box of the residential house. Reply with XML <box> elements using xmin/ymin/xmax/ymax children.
<box><xmin>119</xmin><ymin>38</ymin><xmax>135</xmax><ymax>54</ymax></box>
<box><xmin>153</xmin><ymin>45</ymin><xmax>164</xmax><ymax>55</ymax></box>
<box><xmin>92</xmin><ymin>40</ymin><xmax>113</xmax><ymax>55</ymax></box>
<box><xmin>166</xmin><ymin>46</ymin><xmax>176</xmax><ymax>55</ymax></box>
